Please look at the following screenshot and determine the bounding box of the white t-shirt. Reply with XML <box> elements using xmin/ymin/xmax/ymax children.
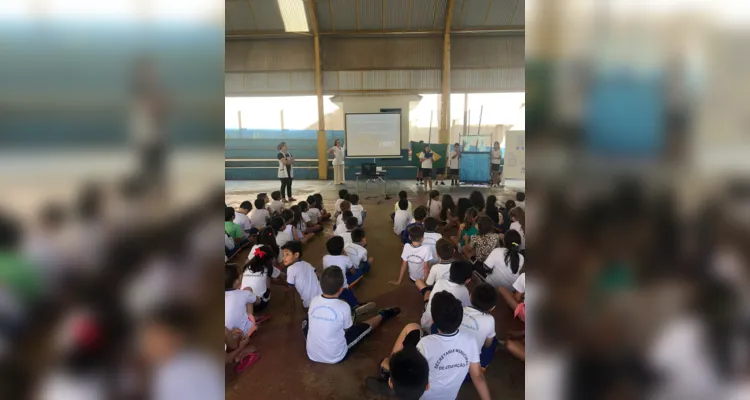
<box><xmin>249</xmin><ymin>208</ymin><xmax>270</xmax><ymax>229</ymax></box>
<box><xmin>241</xmin><ymin>266</ymin><xmax>282</xmax><ymax>298</ymax></box>
<box><xmin>393</xmin><ymin>210</ymin><xmax>412</xmax><ymax>235</ymax></box>
<box><xmin>337</xmin><ymin>212</ymin><xmax>362</xmax><ymax>227</ymax></box>
<box><xmin>224</xmin><ymin>233</ymin><xmax>234</xmax><ymax>251</ymax></box>
<box><xmin>350</xmin><ymin>204</ymin><xmax>364</xmax><ymax>223</ymax></box>
<box><xmin>306</xmin><ymin>295</ymin><xmax>352</xmax><ymax>364</ymax></box>
<box><xmin>233</xmin><ymin>212</ymin><xmax>252</xmax><ymax>234</ymax></box>
<box><xmin>394</xmin><ymin>200</ymin><xmax>413</xmax><ymax>215</ymax></box>
<box><xmin>426</xmin><ymin>261</ymin><xmax>452</xmax><ymax>286</ymax></box>
<box><xmin>286</xmin><ymin>261</ymin><xmax>322</xmax><ymax>308</ymax></box>
<box><xmin>513</xmin><ymin>273</ymin><xmax>526</xmax><ymax>293</ymax></box>
<box><xmin>151</xmin><ymin>351</ymin><xmax>223</xmax><ymax>400</ymax></box>
<box><xmin>490</xmin><ymin>148</ymin><xmax>502</xmax><ymax>164</ymax></box>
<box><xmin>224</xmin><ymin>289</ymin><xmax>257</xmax><ymax>335</ymax></box>
<box><xmin>307</xmin><ymin>208</ymin><xmax>321</xmax><ymax>224</ymax></box>
<box><xmin>422</xmin><ymin>231</ymin><xmax>442</xmax><ymax>259</ymax></box>
<box><xmin>417</xmin><ymin>330</ymin><xmax>480</xmax><ymax>400</ymax></box>
<box><xmin>334</xmin><ymin>199</ymin><xmax>345</xmax><ymax>214</ymax></box>
<box><xmin>510</xmin><ymin>222</ymin><xmax>526</xmax><ymax>250</ymax></box>
<box><xmin>421</xmin><ymin>152</ymin><xmax>434</xmax><ymax>169</ymax></box>
<box><xmin>484</xmin><ymin>248</ymin><xmax>525</xmax><ymax>289</ymax></box>
<box><xmin>421</xmin><ymin>279</ymin><xmax>471</xmax><ymax>331</ymax></box>
<box><xmin>344</xmin><ymin>242</ymin><xmax>367</xmax><ymax>267</ymax></box>
<box><xmin>322</xmin><ymin>255</ymin><xmax>354</xmax><ymax>288</ymax></box>
<box><xmin>334</xmin><ymin>223</ymin><xmax>348</xmax><ymax>237</ymax></box>
<box><xmin>276</xmin><ymin>226</ymin><xmax>294</xmax><ymax>247</ymax></box>
<box><xmin>401</xmin><ymin>243</ymin><xmax>434</xmax><ymax>281</ymax></box>
<box><xmin>448</xmin><ymin>150</ymin><xmax>460</xmax><ymax>169</ymax></box>
<box><xmin>340</xmin><ymin>231</ymin><xmax>353</xmax><ymax>245</ymax></box>
<box><xmin>268</xmin><ymin>200</ymin><xmax>285</xmax><ymax>215</ymax></box>
<box><xmin>247</xmin><ymin>244</ymin><xmax>283</xmax><ymax>264</ymax></box>
<box><xmin>461</xmin><ymin>306</ymin><xmax>497</xmax><ymax>352</ymax></box>
<box><xmin>330</xmin><ymin>146</ymin><xmax>345</xmax><ymax>166</ymax></box>
<box><xmin>428</xmin><ymin>200</ymin><xmax>442</xmax><ymax>219</ymax></box>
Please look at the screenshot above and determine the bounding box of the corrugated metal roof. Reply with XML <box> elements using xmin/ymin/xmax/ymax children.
<box><xmin>451</xmin><ymin>35</ymin><xmax>524</xmax><ymax>68</ymax></box>
<box><xmin>321</xmin><ymin>70</ymin><xmax>440</xmax><ymax>92</ymax></box>
<box><xmin>451</xmin><ymin>67</ymin><xmax>524</xmax><ymax>91</ymax></box>
<box><xmin>383</xmin><ymin>0</ymin><xmax>408</xmax><ymax>30</ymax></box>
<box><xmin>226</xmin><ymin>39</ymin><xmax>315</xmax><ymax>71</ymax></box>
<box><xmin>225</xmin><ymin>71</ymin><xmax>316</xmax><ymax>94</ymax></box>
<box><xmin>226</xmin><ymin>0</ymin><xmax>258</xmax><ymax>31</ymax></box>
<box><xmin>321</xmin><ymin>37</ymin><xmax>442</xmax><ymax>69</ymax></box>
<box><xmin>459</xmin><ymin>0</ymin><xmax>491</xmax><ymax>27</ymax></box>
<box><xmin>226</xmin><ymin>0</ymin><xmax>311</xmax><ymax>32</ymax></box>
<box><xmin>485</xmin><ymin>0</ymin><xmax>517</xmax><ymax>26</ymax></box>
<box><xmin>358</xmin><ymin>0</ymin><xmax>382</xmax><ymax>30</ymax></box>
<box><xmin>330</xmin><ymin>0</ymin><xmax>357</xmax><ymax>30</ymax></box>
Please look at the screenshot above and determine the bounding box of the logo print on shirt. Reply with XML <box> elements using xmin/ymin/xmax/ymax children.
<box><xmin>310</xmin><ymin>306</ymin><xmax>338</xmax><ymax>323</ymax></box>
<box><xmin>433</xmin><ymin>349</ymin><xmax>469</xmax><ymax>371</ymax></box>
<box><xmin>461</xmin><ymin>314</ymin><xmax>479</xmax><ymax>331</ymax></box>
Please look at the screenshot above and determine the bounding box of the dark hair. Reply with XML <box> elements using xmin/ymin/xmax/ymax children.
<box><xmin>256</xmin><ymin>192</ymin><xmax>267</xmax><ymax>200</ymax></box>
<box><xmin>225</xmin><ymin>263</ymin><xmax>240</xmax><ymax>290</ymax></box>
<box><xmin>254</xmin><ymin>198</ymin><xmax>265</xmax><ymax>210</ymax></box>
<box><xmin>436</xmin><ymin>239</ymin><xmax>454</xmax><ymax>260</ymax></box>
<box><xmin>449</xmin><ymin>260</ymin><xmax>473</xmax><ymax>284</ymax></box>
<box><xmin>399</xmin><ymin>191</ymin><xmax>408</xmax><ymax>200</ymax></box>
<box><xmin>313</xmin><ymin>193</ymin><xmax>324</xmax><ymax>208</ymax></box>
<box><xmin>413</xmin><ymin>206</ymin><xmax>427</xmax><ymax>222</ymax></box>
<box><xmin>398</xmin><ymin>198</ymin><xmax>409</xmax><ymax>211</ymax></box>
<box><xmin>428</xmin><ymin>190</ymin><xmax>440</xmax><ymax>210</ymax></box>
<box><xmin>469</xmin><ymin>191</ymin><xmax>485</xmax><ymax>212</ymax></box>
<box><xmin>320</xmin><ymin>267</ymin><xmax>345</xmax><ymax>295</ymax></box>
<box><xmin>485</xmin><ymin>196</ymin><xmax>500</xmax><ymax>225</ymax></box>
<box><xmin>477</xmin><ymin>215</ymin><xmax>495</xmax><ymax>235</ymax></box>
<box><xmin>471</xmin><ymin>283</ymin><xmax>498</xmax><ymax>312</ymax></box>
<box><xmin>440</xmin><ymin>194</ymin><xmax>456</xmax><ymax>221</ymax></box>
<box><xmin>338</xmin><ymin>189</ymin><xmax>349</xmax><ymax>200</ymax></box>
<box><xmin>423</xmin><ymin>217</ymin><xmax>438</xmax><ymax>232</ymax></box>
<box><xmin>390</xmin><ymin>348</ymin><xmax>429</xmax><ymax>400</ymax></box>
<box><xmin>340</xmin><ymin>200</ymin><xmax>351</xmax><ymax>212</ymax></box>
<box><xmin>77</xmin><ymin>183</ymin><xmax>103</xmax><ymax>221</ymax></box>
<box><xmin>510</xmin><ymin>207</ymin><xmax>525</xmax><ymax>232</ymax></box>
<box><xmin>0</xmin><ymin>213</ymin><xmax>20</xmax><ymax>250</ymax></box>
<box><xmin>431</xmin><ymin>291</ymin><xmax>463</xmax><ymax>334</ymax></box>
<box><xmin>281</xmin><ymin>241</ymin><xmax>303</xmax><ymax>259</ymax></box>
<box><xmin>504</xmin><ymin>199</ymin><xmax>516</xmax><ymax>211</ymax></box>
<box><xmin>351</xmin><ymin>227</ymin><xmax>365</xmax><ymax>243</ymax></box>
<box><xmin>409</xmin><ymin>225</ymin><xmax>424</xmax><ymax>242</ymax></box>
<box><xmin>257</xmin><ymin>227</ymin><xmax>279</xmax><ymax>258</ymax></box>
<box><xmin>345</xmin><ymin>217</ymin><xmax>359</xmax><ymax>230</ymax></box>
<box><xmin>271</xmin><ymin>191</ymin><xmax>281</xmax><ymax>201</ymax></box>
<box><xmin>246</xmin><ymin>245</ymin><xmax>274</xmax><ymax>277</ymax></box>
<box><xmin>306</xmin><ymin>196</ymin><xmax>317</xmax><ymax>209</ymax></box>
<box><xmin>341</xmin><ymin>210</ymin><xmax>353</xmax><ymax>221</ymax></box>
<box><xmin>504</xmin><ymin>230</ymin><xmax>523</xmax><ymax>273</ymax></box>
<box><xmin>225</xmin><ymin>206</ymin><xmax>235</xmax><ymax>222</ymax></box>
<box><xmin>290</xmin><ymin>205</ymin><xmax>303</xmax><ymax>229</ymax></box>
<box><xmin>463</xmin><ymin>207</ymin><xmax>479</xmax><ymax>227</ymax></box>
<box><xmin>456</xmin><ymin>198</ymin><xmax>472</xmax><ymax>221</ymax></box>
<box><xmin>270</xmin><ymin>216</ymin><xmax>286</xmax><ymax>234</ymax></box>
<box><xmin>326</xmin><ymin>236</ymin><xmax>345</xmax><ymax>256</ymax></box>
<box><xmin>298</xmin><ymin>201</ymin><xmax>309</xmax><ymax>212</ymax></box>
<box><xmin>239</xmin><ymin>201</ymin><xmax>253</xmax><ymax>211</ymax></box>
<box><xmin>281</xmin><ymin>209</ymin><xmax>294</xmax><ymax>223</ymax></box>
<box><xmin>349</xmin><ymin>194</ymin><xmax>360</xmax><ymax>205</ymax></box>
<box><xmin>516</xmin><ymin>192</ymin><xmax>526</xmax><ymax>202</ymax></box>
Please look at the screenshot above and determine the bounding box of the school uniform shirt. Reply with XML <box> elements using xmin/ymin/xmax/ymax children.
<box><xmin>233</xmin><ymin>212</ymin><xmax>252</xmax><ymax>235</ymax></box>
<box><xmin>306</xmin><ymin>295</ymin><xmax>353</xmax><ymax>364</ymax></box>
<box><xmin>428</xmin><ymin>200</ymin><xmax>442</xmax><ymax>219</ymax></box>
<box><xmin>268</xmin><ymin>200</ymin><xmax>285</xmax><ymax>215</ymax></box>
<box><xmin>276</xmin><ymin>226</ymin><xmax>294</xmax><ymax>247</ymax></box>
<box><xmin>277</xmin><ymin>151</ymin><xmax>294</xmax><ymax>179</ymax></box>
<box><xmin>322</xmin><ymin>255</ymin><xmax>354</xmax><ymax>288</ymax></box>
<box><xmin>421</xmin><ymin>279</ymin><xmax>471</xmax><ymax>331</ymax></box>
<box><xmin>333</xmin><ymin>223</ymin><xmax>348</xmax><ymax>237</ymax></box>
<box><xmin>394</xmin><ymin>200</ymin><xmax>413</xmax><ymax>215</ymax></box>
<box><xmin>448</xmin><ymin>150</ymin><xmax>460</xmax><ymax>169</ymax></box>
<box><xmin>461</xmin><ymin>306</ymin><xmax>497</xmax><ymax>352</ymax></box>
<box><xmin>224</xmin><ymin>233</ymin><xmax>235</xmax><ymax>251</ymax></box>
<box><xmin>484</xmin><ymin>248</ymin><xmax>525</xmax><ymax>289</ymax></box>
<box><xmin>340</xmin><ymin>231</ymin><xmax>353</xmax><ymax>246</ymax></box>
<box><xmin>401</xmin><ymin>243</ymin><xmax>435</xmax><ymax>281</ymax></box>
<box><xmin>510</xmin><ymin>222</ymin><xmax>526</xmax><ymax>250</ymax></box>
<box><xmin>344</xmin><ymin>242</ymin><xmax>368</xmax><ymax>267</ymax></box>
<box><xmin>224</xmin><ymin>289</ymin><xmax>257</xmax><ymax>335</ymax></box>
<box><xmin>425</xmin><ymin>261</ymin><xmax>452</xmax><ymax>286</ymax></box>
<box><xmin>334</xmin><ymin>199</ymin><xmax>345</xmax><ymax>214</ymax></box>
<box><xmin>490</xmin><ymin>148</ymin><xmax>502</xmax><ymax>165</ymax></box>
<box><xmin>393</xmin><ymin>210</ymin><xmax>412</xmax><ymax>235</ymax></box>
<box><xmin>307</xmin><ymin>208</ymin><xmax>321</xmax><ymax>224</ymax></box>
<box><xmin>513</xmin><ymin>273</ymin><xmax>526</xmax><ymax>293</ymax></box>
<box><xmin>241</xmin><ymin>266</ymin><xmax>282</xmax><ymax>298</ymax></box>
<box><xmin>416</xmin><ymin>330</ymin><xmax>480</xmax><ymax>400</ymax></box>
<box><xmin>248</xmin><ymin>244</ymin><xmax>283</xmax><ymax>265</ymax></box>
<box><xmin>151</xmin><ymin>350</ymin><xmax>223</xmax><ymax>400</ymax></box>
<box><xmin>422</xmin><ymin>231</ymin><xmax>442</xmax><ymax>258</ymax></box>
<box><xmin>421</xmin><ymin>152</ymin><xmax>434</xmax><ymax>169</ymax></box>
<box><xmin>286</xmin><ymin>261</ymin><xmax>322</xmax><ymax>308</ymax></box>
<box><xmin>249</xmin><ymin>208</ymin><xmax>270</xmax><ymax>229</ymax></box>
<box><xmin>350</xmin><ymin>204</ymin><xmax>364</xmax><ymax>223</ymax></box>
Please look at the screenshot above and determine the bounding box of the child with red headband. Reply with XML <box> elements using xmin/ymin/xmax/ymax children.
<box><xmin>242</xmin><ymin>245</ymin><xmax>284</xmax><ymax>314</ymax></box>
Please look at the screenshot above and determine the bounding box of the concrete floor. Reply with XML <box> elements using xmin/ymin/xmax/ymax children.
<box><xmin>225</xmin><ymin>180</ymin><xmax>525</xmax><ymax>400</ymax></box>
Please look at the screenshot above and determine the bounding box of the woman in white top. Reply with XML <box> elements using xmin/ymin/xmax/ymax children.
<box><xmin>328</xmin><ymin>139</ymin><xmax>346</xmax><ymax>185</ymax></box>
<box><xmin>483</xmin><ymin>230</ymin><xmax>524</xmax><ymax>290</ymax></box>
<box><xmin>490</xmin><ymin>141</ymin><xmax>502</xmax><ymax>187</ymax></box>
<box><xmin>448</xmin><ymin>143</ymin><xmax>461</xmax><ymax>186</ymax></box>
<box><xmin>277</xmin><ymin>142</ymin><xmax>296</xmax><ymax>202</ymax></box>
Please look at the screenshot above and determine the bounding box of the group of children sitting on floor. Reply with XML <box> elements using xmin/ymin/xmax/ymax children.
<box><xmin>224</xmin><ymin>187</ymin><xmax>527</xmax><ymax>400</ymax></box>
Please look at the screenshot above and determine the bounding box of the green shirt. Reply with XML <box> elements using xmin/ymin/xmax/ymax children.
<box><xmin>0</xmin><ymin>252</ymin><xmax>41</xmax><ymax>301</ymax></box>
<box><xmin>459</xmin><ymin>225</ymin><xmax>479</xmax><ymax>248</ymax></box>
<box><xmin>225</xmin><ymin>221</ymin><xmax>243</xmax><ymax>240</ymax></box>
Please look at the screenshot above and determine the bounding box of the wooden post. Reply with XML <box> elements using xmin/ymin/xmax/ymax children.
<box><xmin>308</xmin><ymin>0</ymin><xmax>327</xmax><ymax>180</ymax></box>
<box><xmin>439</xmin><ymin>0</ymin><xmax>455</xmax><ymax>145</ymax></box>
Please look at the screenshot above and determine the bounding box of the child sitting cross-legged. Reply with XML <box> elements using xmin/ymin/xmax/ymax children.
<box><xmin>334</xmin><ymin>189</ymin><xmax>349</xmax><ymax>218</ymax></box>
<box><xmin>390</xmin><ymin>225</ymin><xmax>435</xmax><ymax>291</ymax></box>
<box><xmin>289</xmin><ymin>206</ymin><xmax>315</xmax><ymax>244</ymax></box>
<box><xmin>369</xmin><ymin>292</ymin><xmax>492</xmax><ymax>400</ymax></box>
<box><xmin>298</xmin><ymin>201</ymin><xmax>323</xmax><ymax>234</ymax></box>
<box><xmin>336</xmin><ymin>200</ymin><xmax>352</xmax><ymax>227</ymax></box>
<box><xmin>323</xmin><ymin>236</ymin><xmax>375</xmax><ymax>314</ymax></box>
<box><xmin>415</xmin><ymin>238</ymin><xmax>455</xmax><ymax>301</ymax></box>
<box><xmin>270</xmin><ymin>216</ymin><xmax>292</xmax><ymax>248</ymax></box>
<box><xmin>345</xmin><ymin>227</ymin><xmax>374</xmax><ymax>276</ymax></box>
<box><xmin>462</xmin><ymin>283</ymin><xmax>500</xmax><ymax>372</ymax></box>
<box><xmin>420</xmin><ymin>260</ymin><xmax>473</xmax><ymax>333</ymax></box>
<box><xmin>339</xmin><ymin>216</ymin><xmax>359</xmax><ymax>245</ymax></box>
<box><xmin>401</xmin><ymin>206</ymin><xmax>427</xmax><ymax>244</ymax></box>
<box><xmin>304</xmin><ymin>267</ymin><xmax>401</xmax><ymax>364</ymax></box>
<box><xmin>313</xmin><ymin>193</ymin><xmax>331</xmax><ymax>222</ymax></box>
<box><xmin>249</xmin><ymin>198</ymin><xmax>271</xmax><ymax>230</ymax></box>
<box><xmin>242</xmin><ymin>245</ymin><xmax>285</xmax><ymax>314</ymax></box>
<box><xmin>349</xmin><ymin>194</ymin><xmax>366</xmax><ymax>225</ymax></box>
<box><xmin>393</xmin><ymin>199</ymin><xmax>413</xmax><ymax>236</ymax></box>
<box><xmin>268</xmin><ymin>191</ymin><xmax>285</xmax><ymax>216</ymax></box>
<box><xmin>282</xmin><ymin>241</ymin><xmax>322</xmax><ymax>310</ymax></box>
<box><xmin>225</xmin><ymin>263</ymin><xmax>262</xmax><ymax>370</ymax></box>
<box><xmin>334</xmin><ymin>210</ymin><xmax>354</xmax><ymax>237</ymax></box>
<box><xmin>421</xmin><ymin>217</ymin><xmax>443</xmax><ymax>264</ymax></box>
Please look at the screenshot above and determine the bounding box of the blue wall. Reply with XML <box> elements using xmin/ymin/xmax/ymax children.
<box><xmin>225</xmin><ymin>129</ymin><xmax>418</xmax><ymax>180</ymax></box>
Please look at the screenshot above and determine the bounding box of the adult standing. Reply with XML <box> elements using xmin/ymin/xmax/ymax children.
<box><xmin>490</xmin><ymin>141</ymin><xmax>503</xmax><ymax>187</ymax></box>
<box><xmin>277</xmin><ymin>142</ymin><xmax>296</xmax><ymax>203</ymax></box>
<box><xmin>448</xmin><ymin>143</ymin><xmax>461</xmax><ymax>186</ymax></box>
<box><xmin>328</xmin><ymin>139</ymin><xmax>346</xmax><ymax>185</ymax></box>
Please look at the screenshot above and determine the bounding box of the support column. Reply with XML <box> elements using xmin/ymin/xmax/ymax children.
<box><xmin>439</xmin><ymin>0</ymin><xmax>455</xmax><ymax>145</ymax></box>
<box><xmin>308</xmin><ymin>0</ymin><xmax>327</xmax><ymax>180</ymax></box>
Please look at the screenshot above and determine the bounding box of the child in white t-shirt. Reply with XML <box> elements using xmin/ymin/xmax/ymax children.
<box><xmin>422</xmin><ymin>217</ymin><xmax>443</xmax><ymax>264</ymax></box>
<box><xmin>335</xmin><ymin>210</ymin><xmax>354</xmax><ymax>236</ymax></box>
<box><xmin>249</xmin><ymin>198</ymin><xmax>271</xmax><ymax>230</ymax></box>
<box><xmin>338</xmin><ymin>217</ymin><xmax>358</xmax><ymax>245</ymax></box>
<box><xmin>393</xmin><ymin>199</ymin><xmax>413</xmax><ymax>236</ymax></box>
<box><xmin>268</xmin><ymin>191</ymin><xmax>285</xmax><ymax>215</ymax></box>
<box><xmin>392</xmin><ymin>190</ymin><xmax>413</xmax><ymax>220</ymax></box>
<box><xmin>373</xmin><ymin>292</ymin><xmax>492</xmax><ymax>400</ymax></box>
<box><xmin>349</xmin><ymin>194</ymin><xmax>366</xmax><ymax>225</ymax></box>
<box><xmin>225</xmin><ymin>263</ymin><xmax>259</xmax><ymax>336</ymax></box>
<box><xmin>420</xmin><ymin>260</ymin><xmax>473</xmax><ymax>332</ymax></box>
<box><xmin>334</xmin><ymin>189</ymin><xmax>349</xmax><ymax>218</ymax></box>
<box><xmin>304</xmin><ymin>267</ymin><xmax>400</xmax><ymax>364</ymax></box>
<box><xmin>345</xmin><ymin>227</ymin><xmax>374</xmax><ymax>275</ymax></box>
<box><xmin>416</xmin><ymin>238</ymin><xmax>455</xmax><ymax>301</ymax></box>
<box><xmin>509</xmin><ymin>207</ymin><xmax>526</xmax><ymax>250</ymax></box>
<box><xmin>271</xmin><ymin>216</ymin><xmax>293</xmax><ymax>248</ymax></box>
<box><xmin>336</xmin><ymin>201</ymin><xmax>354</xmax><ymax>227</ymax></box>
<box><xmin>462</xmin><ymin>283</ymin><xmax>499</xmax><ymax>370</ymax></box>
<box><xmin>299</xmin><ymin>200</ymin><xmax>323</xmax><ymax>234</ymax></box>
<box><xmin>419</xmin><ymin>145</ymin><xmax>435</xmax><ymax>191</ymax></box>
<box><xmin>390</xmin><ymin>225</ymin><xmax>434</xmax><ymax>288</ymax></box>
<box><xmin>241</xmin><ymin>245</ymin><xmax>284</xmax><ymax>312</ymax></box>
<box><xmin>304</xmin><ymin>196</ymin><xmax>322</xmax><ymax>225</ymax></box>
<box><xmin>427</xmin><ymin>190</ymin><xmax>442</xmax><ymax>219</ymax></box>
<box><xmin>233</xmin><ymin>200</ymin><xmax>253</xmax><ymax>237</ymax></box>
<box><xmin>282</xmin><ymin>241</ymin><xmax>322</xmax><ymax>309</ymax></box>
<box><xmin>483</xmin><ymin>229</ymin><xmax>524</xmax><ymax>290</ymax></box>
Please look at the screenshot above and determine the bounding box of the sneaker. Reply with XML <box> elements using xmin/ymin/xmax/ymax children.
<box><xmin>288</xmin><ymin>197</ymin><xmax>297</xmax><ymax>202</ymax></box>
<box><xmin>354</xmin><ymin>302</ymin><xmax>377</xmax><ymax>317</ymax></box>
<box><xmin>365</xmin><ymin>377</ymin><xmax>396</xmax><ymax>397</ymax></box>
<box><xmin>377</xmin><ymin>307</ymin><xmax>401</xmax><ymax>321</ymax></box>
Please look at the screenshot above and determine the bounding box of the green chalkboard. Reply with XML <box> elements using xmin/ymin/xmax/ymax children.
<box><xmin>410</xmin><ymin>142</ymin><xmax>448</xmax><ymax>169</ymax></box>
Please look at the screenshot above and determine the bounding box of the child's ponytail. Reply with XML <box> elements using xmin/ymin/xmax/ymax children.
<box><xmin>246</xmin><ymin>245</ymin><xmax>275</xmax><ymax>277</ymax></box>
<box><xmin>504</xmin><ymin>229</ymin><xmax>522</xmax><ymax>274</ymax></box>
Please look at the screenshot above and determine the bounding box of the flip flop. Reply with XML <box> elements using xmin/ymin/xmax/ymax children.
<box><xmin>234</xmin><ymin>352</ymin><xmax>260</xmax><ymax>373</ymax></box>
<box><xmin>254</xmin><ymin>314</ymin><xmax>271</xmax><ymax>324</ymax></box>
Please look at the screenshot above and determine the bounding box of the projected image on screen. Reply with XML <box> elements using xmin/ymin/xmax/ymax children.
<box><xmin>345</xmin><ymin>113</ymin><xmax>402</xmax><ymax>157</ymax></box>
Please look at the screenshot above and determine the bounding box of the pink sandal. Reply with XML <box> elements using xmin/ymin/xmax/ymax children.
<box><xmin>235</xmin><ymin>352</ymin><xmax>260</xmax><ymax>373</ymax></box>
<box><xmin>254</xmin><ymin>314</ymin><xmax>271</xmax><ymax>325</ymax></box>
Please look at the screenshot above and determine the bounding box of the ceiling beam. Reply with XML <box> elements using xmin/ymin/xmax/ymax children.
<box><xmin>225</xmin><ymin>27</ymin><xmax>524</xmax><ymax>39</ymax></box>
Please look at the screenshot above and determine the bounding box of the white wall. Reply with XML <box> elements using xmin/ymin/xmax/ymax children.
<box><xmin>503</xmin><ymin>130</ymin><xmax>526</xmax><ymax>179</ymax></box>
<box><xmin>330</xmin><ymin>95</ymin><xmax>421</xmax><ymax>150</ymax></box>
